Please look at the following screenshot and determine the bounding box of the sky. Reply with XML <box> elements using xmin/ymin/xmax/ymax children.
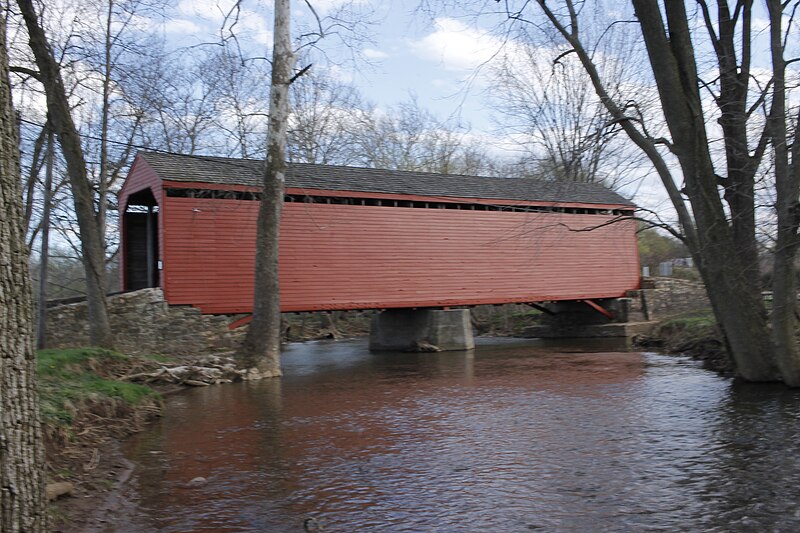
<box><xmin>163</xmin><ymin>0</ymin><xmax>510</xmax><ymax>137</ymax></box>
<box><xmin>153</xmin><ymin>0</ymin><xmax>683</xmax><ymax>217</ymax></box>
<box><xmin>11</xmin><ymin>0</ymin><xmax>793</xmax><ymax>223</ymax></box>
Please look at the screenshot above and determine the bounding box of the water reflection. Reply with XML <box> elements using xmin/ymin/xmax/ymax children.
<box><xmin>123</xmin><ymin>338</ymin><xmax>800</xmax><ymax>532</ymax></box>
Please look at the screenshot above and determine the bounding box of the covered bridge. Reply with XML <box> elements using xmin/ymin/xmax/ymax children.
<box><xmin>119</xmin><ymin>151</ymin><xmax>639</xmax><ymax>316</ymax></box>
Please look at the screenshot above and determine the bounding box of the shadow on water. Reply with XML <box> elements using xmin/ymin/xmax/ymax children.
<box><xmin>123</xmin><ymin>338</ymin><xmax>800</xmax><ymax>532</ymax></box>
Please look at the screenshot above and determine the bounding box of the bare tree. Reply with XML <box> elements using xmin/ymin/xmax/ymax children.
<box><xmin>0</xmin><ymin>4</ymin><xmax>46</xmax><ymax>529</ymax></box>
<box><xmin>36</xmin><ymin>123</ymin><xmax>54</xmax><ymax>349</ymax></box>
<box><xmin>133</xmin><ymin>54</ymin><xmax>219</xmax><ymax>154</ymax></box>
<box><xmin>78</xmin><ymin>0</ymin><xmax>162</xmax><ymax>247</ymax></box>
<box><xmin>237</xmin><ymin>0</ymin><xmax>376</xmax><ymax>376</ymax></box>
<box><xmin>354</xmin><ymin>96</ymin><xmax>496</xmax><ymax>175</ymax></box>
<box><xmin>491</xmin><ymin>36</ymin><xmax>644</xmax><ymax>189</ymax></box>
<box><xmin>523</xmin><ymin>0</ymin><xmax>798</xmax><ymax>382</ymax></box>
<box><xmin>202</xmin><ymin>47</ymin><xmax>271</xmax><ymax>158</ymax></box>
<box><xmin>624</xmin><ymin>0</ymin><xmax>780</xmax><ymax>381</ymax></box>
<box><xmin>17</xmin><ymin>0</ymin><xmax>114</xmax><ymax>348</ymax></box>
<box><xmin>238</xmin><ymin>0</ymin><xmax>294</xmax><ymax>378</ymax></box>
<box><xmin>288</xmin><ymin>72</ymin><xmax>366</xmax><ymax>165</ymax></box>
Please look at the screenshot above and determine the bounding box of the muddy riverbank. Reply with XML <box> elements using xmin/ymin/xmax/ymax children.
<box><xmin>634</xmin><ymin>309</ymin><xmax>732</xmax><ymax>375</ymax></box>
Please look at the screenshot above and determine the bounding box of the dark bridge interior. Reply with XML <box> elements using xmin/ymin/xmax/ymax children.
<box><xmin>124</xmin><ymin>189</ymin><xmax>159</xmax><ymax>291</ymax></box>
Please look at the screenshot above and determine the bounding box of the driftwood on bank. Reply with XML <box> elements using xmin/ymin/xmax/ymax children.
<box><xmin>122</xmin><ymin>355</ymin><xmax>245</xmax><ymax>386</ymax></box>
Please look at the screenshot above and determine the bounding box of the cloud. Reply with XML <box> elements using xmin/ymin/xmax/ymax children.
<box><xmin>164</xmin><ymin>18</ymin><xmax>203</xmax><ymax>36</ymax></box>
<box><xmin>363</xmin><ymin>47</ymin><xmax>389</xmax><ymax>60</ymax></box>
<box><xmin>410</xmin><ymin>18</ymin><xmax>505</xmax><ymax>72</ymax></box>
<box><xmin>326</xmin><ymin>64</ymin><xmax>355</xmax><ymax>84</ymax></box>
<box><xmin>170</xmin><ymin>0</ymin><xmax>270</xmax><ymax>44</ymax></box>
<box><xmin>299</xmin><ymin>0</ymin><xmax>372</xmax><ymax>16</ymax></box>
<box><xmin>176</xmin><ymin>0</ymin><xmax>228</xmax><ymax>21</ymax></box>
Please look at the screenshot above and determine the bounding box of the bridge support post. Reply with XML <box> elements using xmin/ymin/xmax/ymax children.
<box><xmin>369</xmin><ymin>309</ymin><xmax>474</xmax><ymax>352</ymax></box>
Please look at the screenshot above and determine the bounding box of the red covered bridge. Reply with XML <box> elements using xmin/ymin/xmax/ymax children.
<box><xmin>119</xmin><ymin>152</ymin><xmax>639</xmax><ymax>316</ymax></box>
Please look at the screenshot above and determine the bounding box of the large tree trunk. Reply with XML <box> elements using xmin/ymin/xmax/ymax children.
<box><xmin>0</xmin><ymin>7</ymin><xmax>47</xmax><ymax>530</ymax></box>
<box><xmin>766</xmin><ymin>0</ymin><xmax>800</xmax><ymax>384</ymax></box>
<box><xmin>238</xmin><ymin>0</ymin><xmax>295</xmax><ymax>379</ymax></box>
<box><xmin>698</xmin><ymin>243</ymin><xmax>776</xmax><ymax>381</ymax></box>
<box><xmin>712</xmin><ymin>1</ymin><xmax>762</xmax><ymax>309</ymax></box>
<box><xmin>537</xmin><ymin>0</ymin><xmax>777</xmax><ymax>380</ymax></box>
<box><xmin>17</xmin><ymin>0</ymin><xmax>114</xmax><ymax>348</ymax></box>
<box><xmin>631</xmin><ymin>0</ymin><xmax>778</xmax><ymax>381</ymax></box>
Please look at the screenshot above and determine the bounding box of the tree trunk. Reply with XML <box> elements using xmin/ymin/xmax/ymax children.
<box><xmin>98</xmin><ymin>0</ymin><xmax>114</xmax><ymax>240</ymax></box>
<box><xmin>699</xmin><ymin>248</ymin><xmax>776</xmax><ymax>381</ymax></box>
<box><xmin>36</xmin><ymin>125</ymin><xmax>54</xmax><ymax>350</ymax></box>
<box><xmin>17</xmin><ymin>0</ymin><xmax>114</xmax><ymax>348</ymax></box>
<box><xmin>631</xmin><ymin>0</ymin><xmax>777</xmax><ymax>381</ymax></box>
<box><xmin>238</xmin><ymin>0</ymin><xmax>295</xmax><ymax>379</ymax></box>
<box><xmin>531</xmin><ymin>0</ymin><xmax>787</xmax><ymax>381</ymax></box>
<box><xmin>766</xmin><ymin>0</ymin><xmax>800</xmax><ymax>384</ymax></box>
<box><xmin>0</xmin><ymin>8</ymin><xmax>47</xmax><ymax>529</ymax></box>
<box><xmin>713</xmin><ymin>1</ymin><xmax>762</xmax><ymax>309</ymax></box>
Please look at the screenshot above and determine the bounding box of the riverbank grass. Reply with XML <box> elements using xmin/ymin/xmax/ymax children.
<box><xmin>37</xmin><ymin>348</ymin><xmax>173</xmax><ymax>528</ymax></box>
<box><xmin>647</xmin><ymin>309</ymin><xmax>731</xmax><ymax>373</ymax></box>
<box><xmin>37</xmin><ymin>348</ymin><xmax>165</xmax><ymax>429</ymax></box>
<box><xmin>656</xmin><ymin>309</ymin><xmax>718</xmax><ymax>344</ymax></box>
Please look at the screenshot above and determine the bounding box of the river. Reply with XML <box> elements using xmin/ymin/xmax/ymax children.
<box><xmin>122</xmin><ymin>337</ymin><xmax>800</xmax><ymax>532</ymax></box>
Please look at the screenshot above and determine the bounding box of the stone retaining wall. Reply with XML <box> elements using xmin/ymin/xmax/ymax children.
<box><xmin>46</xmin><ymin>289</ymin><xmax>246</xmax><ymax>355</ymax></box>
<box><xmin>46</xmin><ymin>278</ymin><xmax>712</xmax><ymax>355</ymax></box>
<box><xmin>628</xmin><ymin>277</ymin><xmax>710</xmax><ymax>320</ymax></box>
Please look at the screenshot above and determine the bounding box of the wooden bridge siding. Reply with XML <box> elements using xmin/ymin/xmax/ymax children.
<box><xmin>160</xmin><ymin>197</ymin><xmax>639</xmax><ymax>314</ymax></box>
<box><xmin>281</xmin><ymin>203</ymin><xmax>639</xmax><ymax>311</ymax></box>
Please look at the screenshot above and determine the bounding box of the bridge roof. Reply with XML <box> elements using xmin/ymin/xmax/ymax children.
<box><xmin>137</xmin><ymin>151</ymin><xmax>634</xmax><ymax>207</ymax></box>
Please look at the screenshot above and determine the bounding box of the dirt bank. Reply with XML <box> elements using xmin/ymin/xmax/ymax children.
<box><xmin>38</xmin><ymin>349</ymin><xmax>170</xmax><ymax>531</ymax></box>
<box><xmin>634</xmin><ymin>309</ymin><xmax>733</xmax><ymax>375</ymax></box>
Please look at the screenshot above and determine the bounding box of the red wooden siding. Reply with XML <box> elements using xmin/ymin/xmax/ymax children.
<box><xmin>118</xmin><ymin>158</ymin><xmax>164</xmax><ymax>212</ymax></box>
<box><xmin>160</xmin><ymin>196</ymin><xmax>639</xmax><ymax>314</ymax></box>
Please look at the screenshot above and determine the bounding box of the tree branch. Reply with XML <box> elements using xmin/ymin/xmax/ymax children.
<box><xmin>9</xmin><ymin>65</ymin><xmax>42</xmax><ymax>81</ymax></box>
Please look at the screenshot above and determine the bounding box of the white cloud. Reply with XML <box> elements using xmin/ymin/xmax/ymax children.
<box><xmin>430</xmin><ymin>78</ymin><xmax>451</xmax><ymax>89</ymax></box>
<box><xmin>164</xmin><ymin>18</ymin><xmax>203</xmax><ymax>36</ymax></box>
<box><xmin>326</xmin><ymin>64</ymin><xmax>355</xmax><ymax>84</ymax></box>
<box><xmin>176</xmin><ymin>0</ymin><xmax>229</xmax><ymax>21</ymax></box>
<box><xmin>410</xmin><ymin>17</ymin><xmax>506</xmax><ymax>72</ymax></box>
<box><xmin>298</xmin><ymin>0</ymin><xmax>372</xmax><ymax>16</ymax></box>
<box><xmin>363</xmin><ymin>47</ymin><xmax>389</xmax><ymax>60</ymax></box>
<box><xmin>170</xmin><ymin>0</ymin><xmax>270</xmax><ymax>45</ymax></box>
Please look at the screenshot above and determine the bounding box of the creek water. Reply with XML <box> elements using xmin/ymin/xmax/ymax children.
<box><xmin>123</xmin><ymin>337</ymin><xmax>800</xmax><ymax>532</ymax></box>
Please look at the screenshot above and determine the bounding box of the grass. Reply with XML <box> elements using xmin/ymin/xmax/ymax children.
<box><xmin>652</xmin><ymin>309</ymin><xmax>732</xmax><ymax>373</ymax></box>
<box><xmin>37</xmin><ymin>348</ymin><xmax>162</xmax><ymax>427</ymax></box>
<box><xmin>654</xmin><ymin>309</ymin><xmax>723</xmax><ymax>353</ymax></box>
<box><xmin>658</xmin><ymin>309</ymin><xmax>717</xmax><ymax>335</ymax></box>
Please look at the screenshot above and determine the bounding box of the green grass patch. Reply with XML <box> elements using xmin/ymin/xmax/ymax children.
<box><xmin>37</xmin><ymin>348</ymin><xmax>161</xmax><ymax>427</ymax></box>
<box><xmin>652</xmin><ymin>309</ymin><xmax>731</xmax><ymax>372</ymax></box>
<box><xmin>659</xmin><ymin>309</ymin><xmax>717</xmax><ymax>332</ymax></box>
<box><xmin>655</xmin><ymin>309</ymin><xmax>722</xmax><ymax>350</ymax></box>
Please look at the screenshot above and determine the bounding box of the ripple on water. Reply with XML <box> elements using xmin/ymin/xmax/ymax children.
<box><xmin>125</xmin><ymin>341</ymin><xmax>800</xmax><ymax>532</ymax></box>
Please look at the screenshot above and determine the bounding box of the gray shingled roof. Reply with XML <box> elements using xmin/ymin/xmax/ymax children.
<box><xmin>137</xmin><ymin>151</ymin><xmax>633</xmax><ymax>206</ymax></box>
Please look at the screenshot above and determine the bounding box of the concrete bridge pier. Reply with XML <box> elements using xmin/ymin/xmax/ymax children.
<box><xmin>369</xmin><ymin>309</ymin><xmax>475</xmax><ymax>352</ymax></box>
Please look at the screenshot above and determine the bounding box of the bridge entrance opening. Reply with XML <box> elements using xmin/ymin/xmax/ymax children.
<box><xmin>124</xmin><ymin>188</ymin><xmax>159</xmax><ymax>291</ymax></box>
